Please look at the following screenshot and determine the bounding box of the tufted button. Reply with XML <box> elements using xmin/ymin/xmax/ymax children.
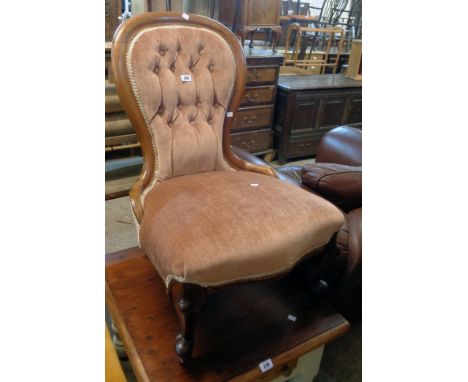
<box><xmin>170</xmin><ymin>64</ymin><xmax>176</xmax><ymax>72</ymax></box>
<box><xmin>197</xmin><ymin>103</ymin><xmax>202</xmax><ymax>108</ymax></box>
<box><xmin>198</xmin><ymin>42</ymin><xmax>205</xmax><ymax>54</ymax></box>
<box><xmin>158</xmin><ymin>45</ymin><xmax>167</xmax><ymax>56</ymax></box>
<box><xmin>208</xmin><ymin>64</ymin><xmax>215</xmax><ymax>72</ymax></box>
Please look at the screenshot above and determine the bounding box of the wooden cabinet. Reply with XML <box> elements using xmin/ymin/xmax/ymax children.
<box><xmin>230</xmin><ymin>48</ymin><xmax>284</xmax><ymax>156</ymax></box>
<box><xmin>218</xmin><ymin>0</ymin><xmax>281</xmax><ymax>27</ymax></box>
<box><xmin>217</xmin><ymin>0</ymin><xmax>282</xmax><ymax>51</ymax></box>
<box><xmin>274</xmin><ymin>74</ymin><xmax>362</xmax><ymax>164</ymax></box>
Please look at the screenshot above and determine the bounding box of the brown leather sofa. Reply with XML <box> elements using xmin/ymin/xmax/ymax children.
<box><xmin>233</xmin><ymin>126</ymin><xmax>362</xmax><ymax>298</ymax></box>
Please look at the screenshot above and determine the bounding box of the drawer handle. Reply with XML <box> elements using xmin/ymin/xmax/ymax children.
<box><xmin>299</xmin><ymin>142</ymin><xmax>311</xmax><ymax>151</ymax></box>
<box><xmin>245</xmin><ymin>93</ymin><xmax>258</xmax><ymax>103</ymax></box>
<box><xmin>247</xmin><ymin>69</ymin><xmax>261</xmax><ymax>82</ymax></box>
<box><xmin>241</xmin><ymin>139</ymin><xmax>255</xmax><ymax>148</ymax></box>
<box><xmin>243</xmin><ymin>115</ymin><xmax>257</xmax><ymax>124</ymax></box>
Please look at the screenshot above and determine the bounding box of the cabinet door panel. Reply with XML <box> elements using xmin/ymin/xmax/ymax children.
<box><xmin>293</xmin><ymin>94</ymin><xmax>321</xmax><ymax>131</ymax></box>
<box><xmin>247</xmin><ymin>0</ymin><xmax>280</xmax><ymax>25</ymax></box>
<box><xmin>345</xmin><ymin>94</ymin><xmax>362</xmax><ymax>125</ymax></box>
<box><xmin>317</xmin><ymin>95</ymin><xmax>347</xmax><ymax>129</ymax></box>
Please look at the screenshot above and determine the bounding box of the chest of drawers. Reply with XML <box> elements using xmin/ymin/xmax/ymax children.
<box><xmin>230</xmin><ymin>48</ymin><xmax>284</xmax><ymax>158</ymax></box>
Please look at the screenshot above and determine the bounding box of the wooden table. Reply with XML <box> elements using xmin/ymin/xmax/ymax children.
<box><xmin>106</xmin><ymin>247</ymin><xmax>350</xmax><ymax>382</ymax></box>
<box><xmin>274</xmin><ymin>74</ymin><xmax>362</xmax><ymax>164</ymax></box>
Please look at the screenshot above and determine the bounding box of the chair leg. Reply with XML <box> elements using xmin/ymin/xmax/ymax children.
<box><xmin>303</xmin><ymin>233</ymin><xmax>339</xmax><ymax>300</ymax></box>
<box><xmin>169</xmin><ymin>282</ymin><xmax>206</xmax><ymax>363</ymax></box>
<box><xmin>271</xmin><ymin>29</ymin><xmax>282</xmax><ymax>52</ymax></box>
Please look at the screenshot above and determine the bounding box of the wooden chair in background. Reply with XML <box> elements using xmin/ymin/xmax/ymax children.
<box><xmin>283</xmin><ymin>23</ymin><xmax>345</xmax><ymax>75</ymax></box>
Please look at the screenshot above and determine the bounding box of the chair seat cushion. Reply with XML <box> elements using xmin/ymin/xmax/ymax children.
<box><xmin>139</xmin><ymin>170</ymin><xmax>345</xmax><ymax>287</ymax></box>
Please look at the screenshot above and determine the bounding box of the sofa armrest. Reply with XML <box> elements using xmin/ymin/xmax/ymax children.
<box><xmin>316</xmin><ymin>126</ymin><xmax>362</xmax><ymax>166</ymax></box>
<box><xmin>232</xmin><ymin>146</ymin><xmax>304</xmax><ymax>186</ymax></box>
<box><xmin>301</xmin><ymin>163</ymin><xmax>362</xmax><ymax>212</ymax></box>
<box><xmin>231</xmin><ymin>146</ymin><xmax>269</xmax><ymax>167</ymax></box>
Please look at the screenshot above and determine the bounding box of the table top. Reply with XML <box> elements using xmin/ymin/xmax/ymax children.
<box><xmin>106</xmin><ymin>247</ymin><xmax>349</xmax><ymax>382</ymax></box>
<box><xmin>278</xmin><ymin>74</ymin><xmax>362</xmax><ymax>92</ymax></box>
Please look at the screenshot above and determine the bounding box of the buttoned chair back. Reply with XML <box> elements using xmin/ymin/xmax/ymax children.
<box><xmin>112</xmin><ymin>13</ymin><xmax>250</xmax><ymax>222</ymax></box>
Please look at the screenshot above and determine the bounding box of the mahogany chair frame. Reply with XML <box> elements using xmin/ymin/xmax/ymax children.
<box><xmin>112</xmin><ymin>12</ymin><xmax>332</xmax><ymax>363</ymax></box>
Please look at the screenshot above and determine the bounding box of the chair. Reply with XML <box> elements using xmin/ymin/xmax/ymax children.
<box><xmin>111</xmin><ymin>12</ymin><xmax>345</xmax><ymax>363</ymax></box>
<box><xmin>311</xmin><ymin>0</ymin><xmax>362</xmax><ymax>52</ymax></box>
<box><xmin>283</xmin><ymin>23</ymin><xmax>345</xmax><ymax>74</ymax></box>
<box><xmin>313</xmin><ymin>0</ymin><xmax>349</xmax><ymax>27</ymax></box>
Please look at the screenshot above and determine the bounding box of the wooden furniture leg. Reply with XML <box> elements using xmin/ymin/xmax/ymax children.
<box><xmin>169</xmin><ymin>282</ymin><xmax>207</xmax><ymax>363</ymax></box>
<box><xmin>248</xmin><ymin>30</ymin><xmax>255</xmax><ymax>49</ymax></box>
<box><xmin>303</xmin><ymin>233</ymin><xmax>339</xmax><ymax>300</ymax></box>
<box><xmin>271</xmin><ymin>29</ymin><xmax>282</xmax><ymax>52</ymax></box>
<box><xmin>236</xmin><ymin>28</ymin><xmax>251</xmax><ymax>48</ymax></box>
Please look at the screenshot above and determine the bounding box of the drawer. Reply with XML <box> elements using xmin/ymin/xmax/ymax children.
<box><xmin>304</xmin><ymin>52</ymin><xmax>325</xmax><ymax>74</ymax></box>
<box><xmin>231</xmin><ymin>129</ymin><xmax>273</xmax><ymax>153</ymax></box>
<box><xmin>288</xmin><ymin>135</ymin><xmax>322</xmax><ymax>159</ymax></box>
<box><xmin>247</xmin><ymin>67</ymin><xmax>277</xmax><ymax>85</ymax></box>
<box><xmin>233</xmin><ymin>106</ymin><xmax>273</xmax><ymax>130</ymax></box>
<box><xmin>241</xmin><ymin>86</ymin><xmax>275</xmax><ymax>106</ymax></box>
<box><xmin>308</xmin><ymin>52</ymin><xmax>325</xmax><ymax>61</ymax></box>
<box><xmin>303</xmin><ymin>64</ymin><xmax>322</xmax><ymax>74</ymax></box>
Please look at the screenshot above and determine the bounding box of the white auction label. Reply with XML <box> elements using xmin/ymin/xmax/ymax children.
<box><xmin>180</xmin><ymin>74</ymin><xmax>192</xmax><ymax>82</ymax></box>
<box><xmin>226</xmin><ymin>111</ymin><xmax>233</xmax><ymax>117</ymax></box>
<box><xmin>182</xmin><ymin>13</ymin><xmax>190</xmax><ymax>20</ymax></box>
<box><xmin>288</xmin><ymin>314</ymin><xmax>297</xmax><ymax>322</ymax></box>
<box><xmin>259</xmin><ymin>358</ymin><xmax>274</xmax><ymax>373</ymax></box>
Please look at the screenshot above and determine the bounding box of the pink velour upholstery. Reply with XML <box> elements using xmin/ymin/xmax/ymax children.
<box><xmin>128</xmin><ymin>24</ymin><xmax>236</xmax><ymax>182</ymax></box>
<box><xmin>140</xmin><ymin>171</ymin><xmax>345</xmax><ymax>287</ymax></box>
